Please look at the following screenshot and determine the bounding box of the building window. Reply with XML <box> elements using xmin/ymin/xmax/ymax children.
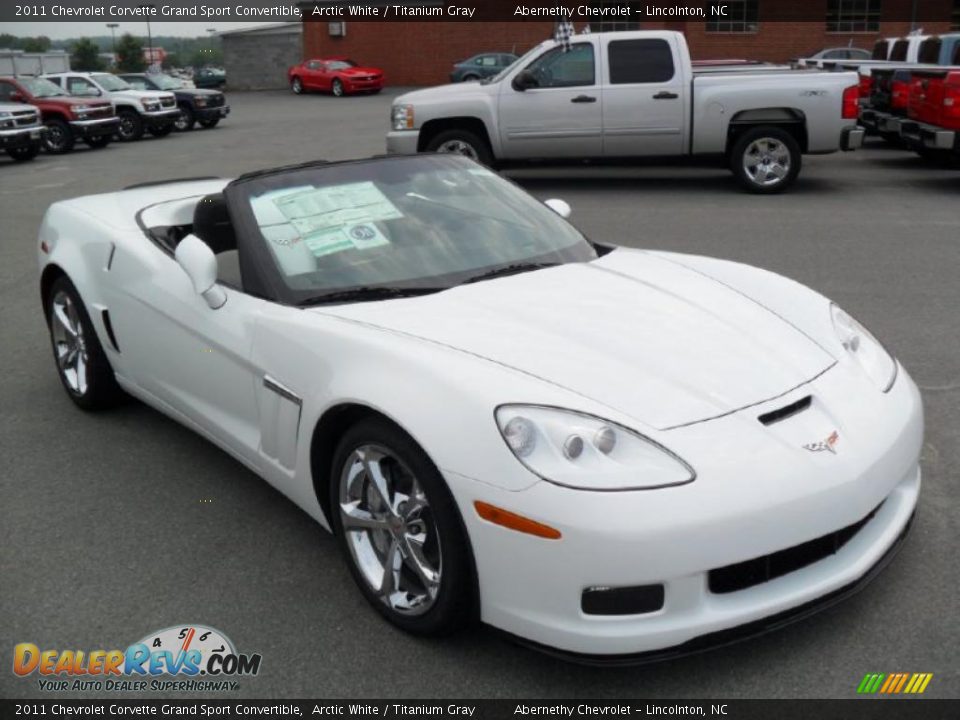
<box><xmin>952</xmin><ymin>0</ymin><xmax>960</xmax><ymax>30</ymax></box>
<box><xmin>826</xmin><ymin>0</ymin><xmax>882</xmax><ymax>33</ymax></box>
<box><xmin>705</xmin><ymin>0</ymin><xmax>759</xmax><ymax>33</ymax></box>
<box><xmin>591</xmin><ymin>1</ymin><xmax>641</xmax><ymax>32</ymax></box>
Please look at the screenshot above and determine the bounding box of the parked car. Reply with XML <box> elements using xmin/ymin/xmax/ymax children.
<box><xmin>119</xmin><ymin>73</ymin><xmax>229</xmax><ymax>131</ymax></box>
<box><xmin>0</xmin><ymin>76</ymin><xmax>118</xmax><ymax>153</ymax></box>
<box><xmin>288</xmin><ymin>57</ymin><xmax>384</xmax><ymax>96</ymax></box>
<box><xmin>802</xmin><ymin>47</ymin><xmax>872</xmax><ymax>62</ymax></box>
<box><xmin>193</xmin><ymin>68</ymin><xmax>226</xmax><ymax>90</ymax></box>
<box><xmin>387</xmin><ymin>30</ymin><xmax>863</xmax><ymax>193</ymax></box>
<box><xmin>37</xmin><ymin>153</ymin><xmax>922</xmax><ymax>660</ymax></box>
<box><xmin>0</xmin><ymin>100</ymin><xmax>44</xmax><ymax>161</ymax></box>
<box><xmin>450</xmin><ymin>53</ymin><xmax>518</xmax><ymax>82</ymax></box>
<box><xmin>41</xmin><ymin>72</ymin><xmax>179</xmax><ymax>142</ymax></box>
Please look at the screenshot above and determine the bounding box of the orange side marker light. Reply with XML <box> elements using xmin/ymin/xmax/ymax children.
<box><xmin>474</xmin><ymin>501</ymin><xmax>561</xmax><ymax>540</ymax></box>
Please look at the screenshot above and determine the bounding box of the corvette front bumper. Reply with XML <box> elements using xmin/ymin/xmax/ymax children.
<box><xmin>449</xmin><ymin>361</ymin><xmax>923</xmax><ymax>658</ymax></box>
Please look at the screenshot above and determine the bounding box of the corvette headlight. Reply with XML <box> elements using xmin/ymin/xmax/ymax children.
<box><xmin>391</xmin><ymin>103</ymin><xmax>414</xmax><ymax>130</ymax></box>
<box><xmin>495</xmin><ymin>405</ymin><xmax>695</xmax><ymax>491</ymax></box>
<box><xmin>831</xmin><ymin>304</ymin><xmax>897</xmax><ymax>392</ymax></box>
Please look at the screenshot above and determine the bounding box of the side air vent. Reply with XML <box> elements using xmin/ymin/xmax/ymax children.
<box><xmin>758</xmin><ymin>395</ymin><xmax>812</xmax><ymax>426</ymax></box>
<box><xmin>101</xmin><ymin>310</ymin><xmax>120</xmax><ymax>353</ymax></box>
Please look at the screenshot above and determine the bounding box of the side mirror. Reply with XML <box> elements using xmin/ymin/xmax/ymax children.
<box><xmin>10</xmin><ymin>91</ymin><xmax>24</xmax><ymax>102</ymax></box>
<box><xmin>174</xmin><ymin>234</ymin><xmax>226</xmax><ymax>309</ymax></box>
<box><xmin>544</xmin><ymin>198</ymin><xmax>571</xmax><ymax>219</ymax></box>
<box><xmin>512</xmin><ymin>70</ymin><xmax>539</xmax><ymax>92</ymax></box>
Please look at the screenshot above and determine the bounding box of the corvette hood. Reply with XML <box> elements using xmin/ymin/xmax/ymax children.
<box><xmin>321</xmin><ymin>250</ymin><xmax>836</xmax><ymax>430</ymax></box>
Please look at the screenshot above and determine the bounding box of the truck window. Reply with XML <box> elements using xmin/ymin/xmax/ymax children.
<box><xmin>608</xmin><ymin>39</ymin><xmax>675</xmax><ymax>84</ymax></box>
<box><xmin>890</xmin><ymin>40</ymin><xmax>909</xmax><ymax>61</ymax></box>
<box><xmin>0</xmin><ymin>81</ymin><xmax>15</xmax><ymax>101</ymax></box>
<box><xmin>67</xmin><ymin>77</ymin><xmax>99</xmax><ymax>96</ymax></box>
<box><xmin>872</xmin><ymin>40</ymin><xmax>889</xmax><ymax>59</ymax></box>
<box><xmin>917</xmin><ymin>38</ymin><xmax>941</xmax><ymax>64</ymax></box>
<box><xmin>525</xmin><ymin>44</ymin><xmax>595</xmax><ymax>88</ymax></box>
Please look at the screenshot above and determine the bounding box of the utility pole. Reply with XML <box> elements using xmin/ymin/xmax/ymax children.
<box><xmin>106</xmin><ymin>23</ymin><xmax>118</xmax><ymax>59</ymax></box>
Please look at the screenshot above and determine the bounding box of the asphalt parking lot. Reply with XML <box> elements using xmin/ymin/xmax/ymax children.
<box><xmin>1</xmin><ymin>89</ymin><xmax>958</xmax><ymax>700</ymax></box>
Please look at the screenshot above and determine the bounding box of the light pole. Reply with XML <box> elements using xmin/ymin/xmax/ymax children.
<box><xmin>140</xmin><ymin>5</ymin><xmax>155</xmax><ymax>71</ymax></box>
<box><xmin>106</xmin><ymin>23</ymin><xmax>118</xmax><ymax>62</ymax></box>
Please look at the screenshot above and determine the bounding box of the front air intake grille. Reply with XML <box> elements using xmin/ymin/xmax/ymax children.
<box><xmin>708</xmin><ymin>504</ymin><xmax>882</xmax><ymax>594</ymax></box>
<box><xmin>582</xmin><ymin>584</ymin><xmax>665</xmax><ymax>616</ymax></box>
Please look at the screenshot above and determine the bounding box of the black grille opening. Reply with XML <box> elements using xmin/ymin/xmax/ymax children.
<box><xmin>582</xmin><ymin>584</ymin><xmax>665</xmax><ymax>616</ymax></box>
<box><xmin>709</xmin><ymin>504</ymin><xmax>882</xmax><ymax>595</ymax></box>
<box><xmin>758</xmin><ymin>395</ymin><xmax>812</xmax><ymax>426</ymax></box>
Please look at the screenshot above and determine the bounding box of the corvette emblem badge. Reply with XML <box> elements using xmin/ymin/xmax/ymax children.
<box><xmin>803</xmin><ymin>430</ymin><xmax>840</xmax><ymax>454</ymax></box>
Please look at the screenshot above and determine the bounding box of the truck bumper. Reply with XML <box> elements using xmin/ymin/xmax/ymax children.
<box><xmin>0</xmin><ymin>125</ymin><xmax>44</xmax><ymax>149</ymax></box>
<box><xmin>901</xmin><ymin>121</ymin><xmax>957</xmax><ymax>152</ymax></box>
<box><xmin>860</xmin><ymin>110</ymin><xmax>904</xmax><ymax>135</ymax></box>
<box><xmin>143</xmin><ymin>109</ymin><xmax>181</xmax><ymax>127</ymax></box>
<box><xmin>841</xmin><ymin>126</ymin><xmax>865</xmax><ymax>151</ymax></box>
<box><xmin>196</xmin><ymin>106</ymin><xmax>230</xmax><ymax>121</ymax></box>
<box><xmin>69</xmin><ymin>117</ymin><xmax>120</xmax><ymax>138</ymax></box>
<box><xmin>386</xmin><ymin>130</ymin><xmax>419</xmax><ymax>155</ymax></box>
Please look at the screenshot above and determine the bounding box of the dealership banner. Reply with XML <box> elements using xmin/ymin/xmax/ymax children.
<box><xmin>1</xmin><ymin>700</ymin><xmax>959</xmax><ymax>718</ymax></box>
<box><xmin>3</xmin><ymin>0</ymin><xmax>958</xmax><ymax>24</ymax></box>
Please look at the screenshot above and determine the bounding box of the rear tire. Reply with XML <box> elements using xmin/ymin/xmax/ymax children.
<box><xmin>174</xmin><ymin>104</ymin><xmax>195</xmax><ymax>131</ymax></box>
<box><xmin>330</xmin><ymin>418</ymin><xmax>476</xmax><ymax>636</ymax></box>
<box><xmin>729</xmin><ymin>126</ymin><xmax>801</xmax><ymax>194</ymax></box>
<box><xmin>43</xmin><ymin>118</ymin><xmax>75</xmax><ymax>154</ymax></box>
<box><xmin>8</xmin><ymin>141</ymin><xmax>41</xmax><ymax>162</ymax></box>
<box><xmin>291</xmin><ymin>76</ymin><xmax>303</xmax><ymax>94</ymax></box>
<box><xmin>425</xmin><ymin>128</ymin><xmax>494</xmax><ymax>166</ymax></box>
<box><xmin>116</xmin><ymin>109</ymin><xmax>143</xmax><ymax>141</ymax></box>
<box><xmin>148</xmin><ymin>123</ymin><xmax>174</xmax><ymax>138</ymax></box>
<box><xmin>45</xmin><ymin>275</ymin><xmax>124</xmax><ymax>411</ymax></box>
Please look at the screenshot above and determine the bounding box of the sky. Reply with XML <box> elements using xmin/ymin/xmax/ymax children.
<box><xmin>1</xmin><ymin>21</ymin><xmax>260</xmax><ymax>39</ymax></box>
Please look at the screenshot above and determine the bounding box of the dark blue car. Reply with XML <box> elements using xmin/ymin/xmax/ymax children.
<box><xmin>449</xmin><ymin>53</ymin><xmax>518</xmax><ymax>83</ymax></box>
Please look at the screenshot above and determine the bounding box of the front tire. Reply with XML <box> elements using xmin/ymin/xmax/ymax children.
<box><xmin>729</xmin><ymin>126</ymin><xmax>801</xmax><ymax>194</ymax></box>
<box><xmin>116</xmin><ymin>109</ymin><xmax>143</xmax><ymax>141</ymax></box>
<box><xmin>43</xmin><ymin>118</ymin><xmax>75</xmax><ymax>154</ymax></box>
<box><xmin>330</xmin><ymin>418</ymin><xmax>476</xmax><ymax>636</ymax></box>
<box><xmin>174</xmin><ymin>104</ymin><xmax>195</xmax><ymax>131</ymax></box>
<box><xmin>332</xmin><ymin>79</ymin><xmax>344</xmax><ymax>97</ymax></box>
<box><xmin>198</xmin><ymin>117</ymin><xmax>220</xmax><ymax>129</ymax></box>
<box><xmin>7</xmin><ymin>142</ymin><xmax>41</xmax><ymax>162</ymax></box>
<box><xmin>291</xmin><ymin>76</ymin><xmax>303</xmax><ymax>94</ymax></box>
<box><xmin>425</xmin><ymin>128</ymin><xmax>494</xmax><ymax>166</ymax></box>
<box><xmin>45</xmin><ymin>276</ymin><xmax>124</xmax><ymax>410</ymax></box>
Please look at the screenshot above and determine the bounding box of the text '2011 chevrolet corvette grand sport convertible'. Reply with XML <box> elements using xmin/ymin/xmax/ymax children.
<box><xmin>38</xmin><ymin>154</ymin><xmax>922</xmax><ymax>662</ymax></box>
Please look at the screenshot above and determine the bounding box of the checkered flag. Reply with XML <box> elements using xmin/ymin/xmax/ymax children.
<box><xmin>554</xmin><ymin>20</ymin><xmax>575</xmax><ymax>52</ymax></box>
<box><xmin>582</xmin><ymin>24</ymin><xmax>591</xmax><ymax>34</ymax></box>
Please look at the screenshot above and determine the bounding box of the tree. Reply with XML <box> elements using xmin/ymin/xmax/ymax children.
<box><xmin>22</xmin><ymin>36</ymin><xmax>51</xmax><ymax>52</ymax></box>
<box><xmin>71</xmin><ymin>38</ymin><xmax>104</xmax><ymax>72</ymax></box>
<box><xmin>115</xmin><ymin>34</ymin><xmax>146</xmax><ymax>72</ymax></box>
<box><xmin>162</xmin><ymin>52</ymin><xmax>181</xmax><ymax>69</ymax></box>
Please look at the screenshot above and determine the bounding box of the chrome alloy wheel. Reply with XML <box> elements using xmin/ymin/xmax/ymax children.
<box><xmin>339</xmin><ymin>444</ymin><xmax>442</xmax><ymax>615</ymax></box>
<box><xmin>50</xmin><ymin>290</ymin><xmax>89</xmax><ymax>395</ymax></box>
<box><xmin>436</xmin><ymin>139</ymin><xmax>479</xmax><ymax>160</ymax></box>
<box><xmin>742</xmin><ymin>137</ymin><xmax>791</xmax><ymax>187</ymax></box>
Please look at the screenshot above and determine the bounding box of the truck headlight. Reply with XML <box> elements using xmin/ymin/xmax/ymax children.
<box><xmin>70</xmin><ymin>105</ymin><xmax>89</xmax><ymax>115</ymax></box>
<box><xmin>495</xmin><ymin>405</ymin><xmax>695</xmax><ymax>491</ymax></box>
<box><xmin>195</xmin><ymin>97</ymin><xmax>207</xmax><ymax>107</ymax></box>
<box><xmin>0</xmin><ymin>111</ymin><xmax>13</xmax><ymax>129</ymax></box>
<box><xmin>391</xmin><ymin>103</ymin><xmax>414</xmax><ymax>130</ymax></box>
<box><xmin>831</xmin><ymin>304</ymin><xmax>897</xmax><ymax>392</ymax></box>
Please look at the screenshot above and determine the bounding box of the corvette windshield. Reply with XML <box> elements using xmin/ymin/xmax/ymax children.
<box><xmin>92</xmin><ymin>74</ymin><xmax>131</xmax><ymax>91</ymax></box>
<box><xmin>229</xmin><ymin>155</ymin><xmax>596</xmax><ymax>305</ymax></box>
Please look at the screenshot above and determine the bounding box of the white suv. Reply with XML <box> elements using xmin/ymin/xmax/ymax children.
<box><xmin>0</xmin><ymin>101</ymin><xmax>44</xmax><ymax>161</ymax></box>
<box><xmin>41</xmin><ymin>72</ymin><xmax>179</xmax><ymax>142</ymax></box>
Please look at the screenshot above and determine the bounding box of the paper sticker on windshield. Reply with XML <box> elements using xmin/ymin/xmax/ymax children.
<box><xmin>273</xmin><ymin>181</ymin><xmax>402</xmax><ymax>231</ymax></box>
<box><xmin>302</xmin><ymin>227</ymin><xmax>355</xmax><ymax>258</ymax></box>
<box><xmin>344</xmin><ymin>223</ymin><xmax>389</xmax><ymax>250</ymax></box>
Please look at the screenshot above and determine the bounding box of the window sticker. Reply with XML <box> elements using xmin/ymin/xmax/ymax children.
<box><xmin>273</xmin><ymin>181</ymin><xmax>403</xmax><ymax>229</ymax></box>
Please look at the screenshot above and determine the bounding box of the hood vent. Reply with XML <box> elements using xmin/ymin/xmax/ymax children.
<box><xmin>758</xmin><ymin>395</ymin><xmax>812</xmax><ymax>426</ymax></box>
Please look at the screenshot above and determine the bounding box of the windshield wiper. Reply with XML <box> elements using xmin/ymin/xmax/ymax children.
<box><xmin>299</xmin><ymin>286</ymin><xmax>442</xmax><ymax>306</ymax></box>
<box><xmin>464</xmin><ymin>262</ymin><xmax>558</xmax><ymax>284</ymax></box>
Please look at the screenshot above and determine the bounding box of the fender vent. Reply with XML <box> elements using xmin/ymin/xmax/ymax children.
<box><xmin>758</xmin><ymin>395</ymin><xmax>812</xmax><ymax>426</ymax></box>
<box><xmin>101</xmin><ymin>310</ymin><xmax>120</xmax><ymax>353</ymax></box>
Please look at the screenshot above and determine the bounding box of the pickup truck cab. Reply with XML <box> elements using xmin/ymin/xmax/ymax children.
<box><xmin>119</xmin><ymin>72</ymin><xmax>229</xmax><ymax>131</ymax></box>
<box><xmin>388</xmin><ymin>31</ymin><xmax>863</xmax><ymax>193</ymax></box>
<box><xmin>0</xmin><ymin>101</ymin><xmax>44</xmax><ymax>161</ymax></box>
<box><xmin>41</xmin><ymin>72</ymin><xmax>179</xmax><ymax>142</ymax></box>
<box><xmin>0</xmin><ymin>75</ymin><xmax>118</xmax><ymax>153</ymax></box>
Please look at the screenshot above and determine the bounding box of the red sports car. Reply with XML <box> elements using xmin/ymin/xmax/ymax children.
<box><xmin>288</xmin><ymin>57</ymin><xmax>384</xmax><ymax>97</ymax></box>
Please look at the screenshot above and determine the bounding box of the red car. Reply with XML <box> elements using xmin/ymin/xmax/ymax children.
<box><xmin>288</xmin><ymin>57</ymin><xmax>384</xmax><ymax>97</ymax></box>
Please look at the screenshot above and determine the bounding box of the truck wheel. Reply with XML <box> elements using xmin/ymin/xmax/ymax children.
<box><xmin>730</xmin><ymin>126</ymin><xmax>801</xmax><ymax>194</ymax></box>
<box><xmin>198</xmin><ymin>117</ymin><xmax>220</xmax><ymax>129</ymax></box>
<box><xmin>7</xmin><ymin>142</ymin><xmax>41</xmax><ymax>162</ymax></box>
<box><xmin>425</xmin><ymin>129</ymin><xmax>494</xmax><ymax>166</ymax></box>
<box><xmin>148</xmin><ymin>123</ymin><xmax>174</xmax><ymax>138</ymax></box>
<box><xmin>174</xmin><ymin>104</ymin><xmax>195</xmax><ymax>131</ymax></box>
<box><xmin>116</xmin><ymin>109</ymin><xmax>144</xmax><ymax>141</ymax></box>
<box><xmin>43</xmin><ymin>118</ymin><xmax>75</xmax><ymax>154</ymax></box>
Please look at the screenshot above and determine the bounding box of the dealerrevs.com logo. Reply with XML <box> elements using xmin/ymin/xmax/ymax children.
<box><xmin>13</xmin><ymin>624</ymin><xmax>262</xmax><ymax>692</ymax></box>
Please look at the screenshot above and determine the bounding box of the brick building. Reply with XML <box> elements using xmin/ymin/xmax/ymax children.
<box><xmin>301</xmin><ymin>1</ymin><xmax>960</xmax><ymax>86</ymax></box>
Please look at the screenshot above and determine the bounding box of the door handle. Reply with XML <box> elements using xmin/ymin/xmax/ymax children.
<box><xmin>653</xmin><ymin>91</ymin><xmax>679</xmax><ymax>100</ymax></box>
<box><xmin>571</xmin><ymin>95</ymin><xmax>597</xmax><ymax>104</ymax></box>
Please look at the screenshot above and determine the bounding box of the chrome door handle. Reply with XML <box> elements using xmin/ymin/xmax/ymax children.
<box><xmin>653</xmin><ymin>91</ymin><xmax>679</xmax><ymax>100</ymax></box>
<box><xmin>571</xmin><ymin>95</ymin><xmax>597</xmax><ymax>104</ymax></box>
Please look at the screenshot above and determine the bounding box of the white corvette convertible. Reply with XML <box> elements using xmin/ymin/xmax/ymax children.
<box><xmin>38</xmin><ymin>155</ymin><xmax>922</xmax><ymax>661</ymax></box>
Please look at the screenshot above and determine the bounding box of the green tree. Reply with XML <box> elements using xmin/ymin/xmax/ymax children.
<box><xmin>115</xmin><ymin>33</ymin><xmax>146</xmax><ymax>72</ymax></box>
<box><xmin>22</xmin><ymin>36</ymin><xmax>51</xmax><ymax>52</ymax></box>
<box><xmin>162</xmin><ymin>52</ymin><xmax>181</xmax><ymax>69</ymax></box>
<box><xmin>71</xmin><ymin>38</ymin><xmax>104</xmax><ymax>72</ymax></box>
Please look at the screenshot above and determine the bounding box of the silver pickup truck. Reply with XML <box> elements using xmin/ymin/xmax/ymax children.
<box><xmin>387</xmin><ymin>30</ymin><xmax>864</xmax><ymax>193</ymax></box>
<box><xmin>0</xmin><ymin>101</ymin><xmax>44</xmax><ymax>162</ymax></box>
